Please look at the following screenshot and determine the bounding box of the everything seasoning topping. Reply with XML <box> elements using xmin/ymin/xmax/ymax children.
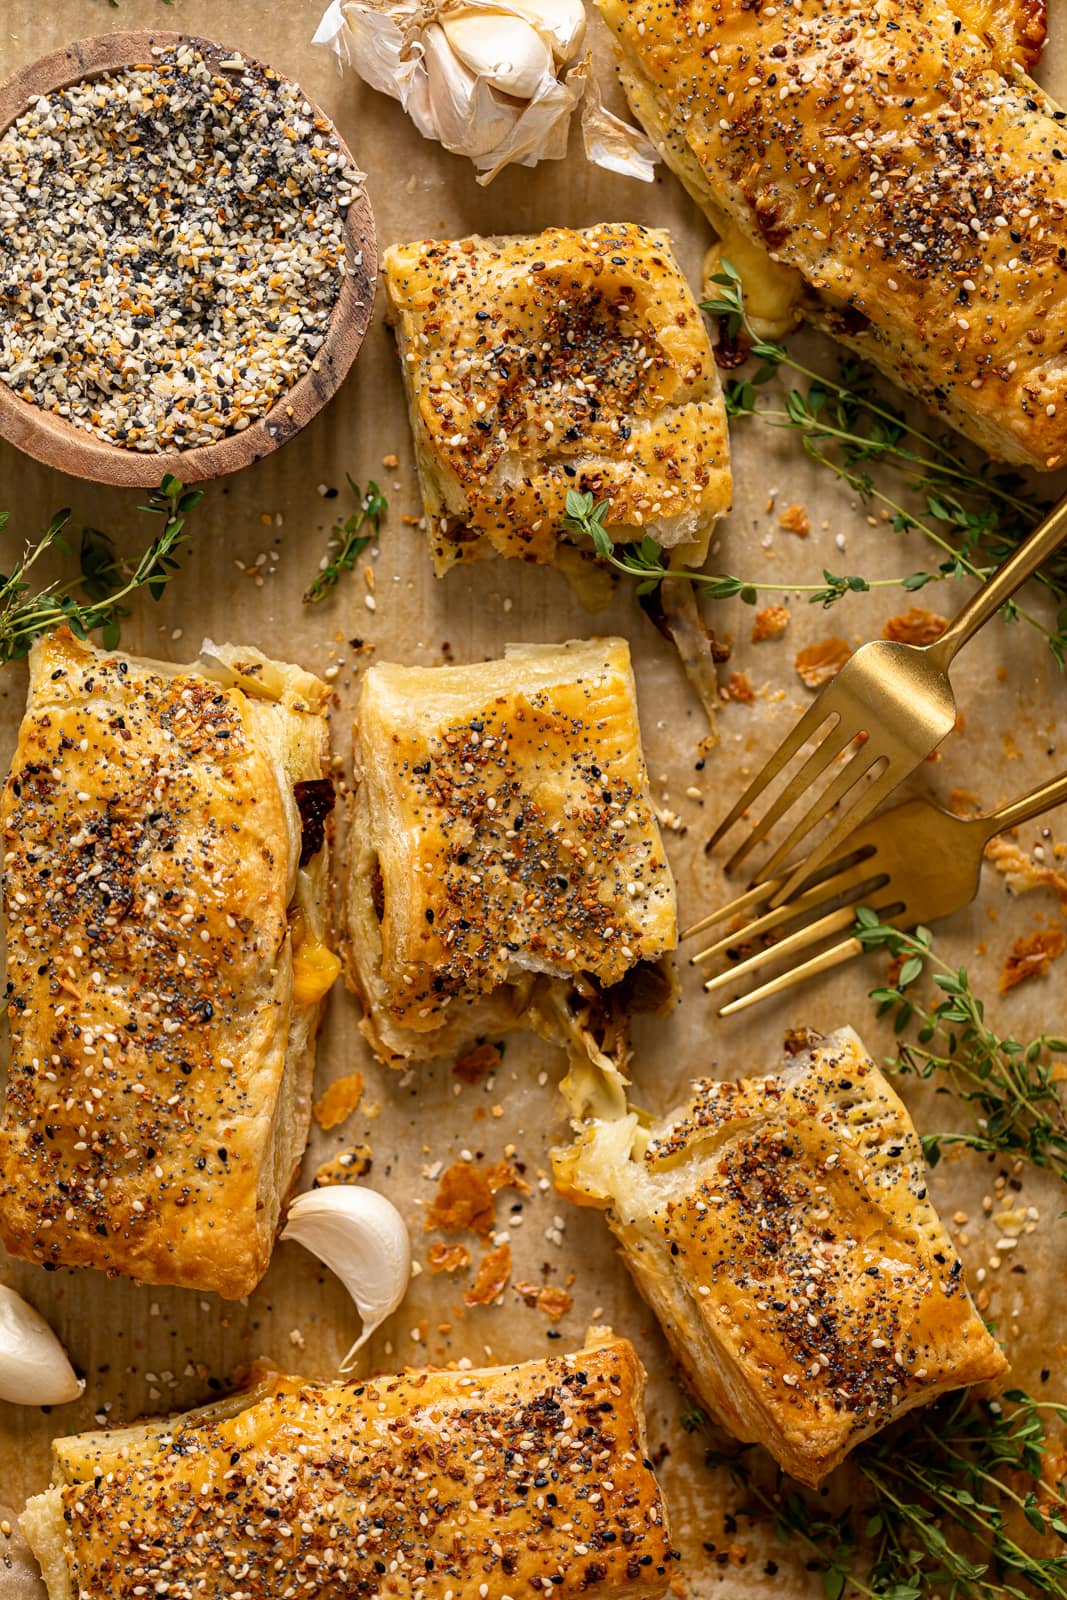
<box><xmin>57</xmin><ymin>1346</ymin><xmax>675</xmax><ymax>1599</ymax></box>
<box><xmin>0</xmin><ymin>633</ymin><xmax>293</xmax><ymax>1292</ymax></box>
<box><xmin>372</xmin><ymin>659</ymin><xmax>674</xmax><ymax>1024</ymax></box>
<box><xmin>0</xmin><ymin>43</ymin><xmax>359</xmax><ymax>451</ymax></box>
<box><xmin>645</xmin><ymin>1036</ymin><xmax>984</xmax><ymax>1439</ymax></box>
<box><xmin>606</xmin><ymin>0</ymin><xmax>1067</xmax><ymax>465</ymax></box>
<box><xmin>384</xmin><ymin>225</ymin><xmax>731</xmax><ymax>570</ymax></box>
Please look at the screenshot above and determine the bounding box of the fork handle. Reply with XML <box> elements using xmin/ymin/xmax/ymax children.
<box><xmin>926</xmin><ymin>491</ymin><xmax>1067</xmax><ymax>667</ymax></box>
<box><xmin>982</xmin><ymin>770</ymin><xmax>1067</xmax><ymax>839</ymax></box>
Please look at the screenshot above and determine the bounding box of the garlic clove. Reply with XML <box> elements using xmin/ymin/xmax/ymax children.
<box><xmin>505</xmin><ymin>0</ymin><xmax>586</xmax><ymax>64</ymax></box>
<box><xmin>421</xmin><ymin>22</ymin><xmax>520</xmax><ymax>157</ymax></box>
<box><xmin>281</xmin><ymin>1187</ymin><xmax>411</xmax><ymax>1373</ymax></box>
<box><xmin>0</xmin><ymin>1286</ymin><xmax>83</xmax><ymax>1407</ymax></box>
<box><xmin>439</xmin><ymin>10</ymin><xmax>553</xmax><ymax>99</ymax></box>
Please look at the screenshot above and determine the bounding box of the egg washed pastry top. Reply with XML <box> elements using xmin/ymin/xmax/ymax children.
<box><xmin>344</xmin><ymin>638</ymin><xmax>677</xmax><ymax>1064</ymax></box>
<box><xmin>383</xmin><ymin>223</ymin><xmax>732</xmax><ymax>573</ymax></box>
<box><xmin>0</xmin><ymin>629</ymin><xmax>339</xmax><ymax>1300</ymax></box>
<box><xmin>20</xmin><ymin>1330</ymin><xmax>675</xmax><ymax>1600</ymax></box>
<box><xmin>598</xmin><ymin>0</ymin><xmax>1067</xmax><ymax>470</ymax></box>
<box><xmin>555</xmin><ymin>1027</ymin><xmax>1007</xmax><ymax>1486</ymax></box>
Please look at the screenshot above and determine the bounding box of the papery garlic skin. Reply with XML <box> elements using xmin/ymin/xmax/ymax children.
<box><xmin>281</xmin><ymin>1187</ymin><xmax>411</xmax><ymax>1372</ymax></box>
<box><xmin>0</xmin><ymin>1286</ymin><xmax>83</xmax><ymax>1406</ymax></box>
<box><xmin>314</xmin><ymin>0</ymin><xmax>656</xmax><ymax>184</ymax></box>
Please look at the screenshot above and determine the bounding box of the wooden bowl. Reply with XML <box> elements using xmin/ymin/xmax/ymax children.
<box><xmin>0</xmin><ymin>32</ymin><xmax>377</xmax><ymax>487</ymax></box>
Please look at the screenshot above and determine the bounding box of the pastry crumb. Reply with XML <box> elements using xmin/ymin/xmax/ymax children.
<box><xmin>882</xmin><ymin>606</ymin><xmax>949</xmax><ymax>645</ymax></box>
<box><xmin>795</xmin><ymin>637</ymin><xmax>851</xmax><ymax>687</ymax></box>
<box><xmin>723</xmin><ymin>671</ymin><xmax>755</xmax><ymax>703</ymax></box>
<box><xmin>313</xmin><ymin>1144</ymin><xmax>373</xmax><ymax>1186</ymax></box>
<box><xmin>313</xmin><ymin>1070</ymin><xmax>365</xmax><ymax>1132</ymax></box>
<box><xmin>464</xmin><ymin>1242</ymin><xmax>512</xmax><ymax>1306</ymax></box>
<box><xmin>453</xmin><ymin>1041</ymin><xmax>503</xmax><ymax>1084</ymax></box>
<box><xmin>427</xmin><ymin>1241</ymin><xmax>472</xmax><ymax>1274</ymax></box>
<box><xmin>751</xmin><ymin>604</ymin><xmax>790</xmax><ymax>642</ymax></box>
<box><xmin>778</xmin><ymin>504</ymin><xmax>810</xmax><ymax>537</ymax></box>
<box><xmin>514</xmin><ymin>1281</ymin><xmax>574</xmax><ymax>1321</ymax></box>
<box><xmin>999</xmin><ymin>926</ymin><xmax>1066</xmax><ymax>992</ymax></box>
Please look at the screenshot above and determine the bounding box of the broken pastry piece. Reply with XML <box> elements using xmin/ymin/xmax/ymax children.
<box><xmin>599</xmin><ymin>0</ymin><xmax>1065</xmax><ymax>470</ymax></box>
<box><xmin>21</xmin><ymin>1331</ymin><xmax>675</xmax><ymax>1600</ymax></box>
<box><xmin>556</xmin><ymin>1027</ymin><xmax>1007</xmax><ymax>1486</ymax></box>
<box><xmin>383</xmin><ymin>223</ymin><xmax>732</xmax><ymax>575</ymax></box>
<box><xmin>0</xmin><ymin>629</ymin><xmax>338</xmax><ymax>1300</ymax></box>
<box><xmin>343</xmin><ymin>637</ymin><xmax>677</xmax><ymax>1068</ymax></box>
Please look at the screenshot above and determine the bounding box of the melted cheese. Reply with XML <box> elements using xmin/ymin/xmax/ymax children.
<box><xmin>291</xmin><ymin>915</ymin><xmax>341</xmax><ymax>1007</ymax></box>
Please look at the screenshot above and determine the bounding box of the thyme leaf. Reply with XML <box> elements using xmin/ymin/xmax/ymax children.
<box><xmin>701</xmin><ymin>261</ymin><xmax>1067</xmax><ymax>663</ymax></box>
<box><xmin>0</xmin><ymin>475</ymin><xmax>200</xmax><ymax>664</ymax></box>
<box><xmin>854</xmin><ymin>910</ymin><xmax>1067</xmax><ymax>1184</ymax></box>
<box><xmin>562</xmin><ymin>488</ymin><xmax>922</xmax><ymax>609</ymax></box>
<box><xmin>304</xmin><ymin>477</ymin><xmax>387</xmax><ymax>604</ymax></box>
<box><xmin>685</xmin><ymin>1385</ymin><xmax>1067</xmax><ymax>1598</ymax></box>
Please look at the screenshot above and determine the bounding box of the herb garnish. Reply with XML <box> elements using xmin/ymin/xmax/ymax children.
<box><xmin>854</xmin><ymin>910</ymin><xmax>1067</xmax><ymax>1184</ymax></box>
<box><xmin>304</xmin><ymin>477</ymin><xmax>387</xmax><ymax>604</ymax></box>
<box><xmin>0</xmin><ymin>475</ymin><xmax>200</xmax><ymax>663</ymax></box>
<box><xmin>684</xmin><ymin>1386</ymin><xmax>1067</xmax><ymax>1599</ymax></box>
<box><xmin>563</xmin><ymin>488</ymin><xmax>929</xmax><ymax>609</ymax></box>
<box><xmin>701</xmin><ymin>261</ymin><xmax>1067</xmax><ymax>661</ymax></box>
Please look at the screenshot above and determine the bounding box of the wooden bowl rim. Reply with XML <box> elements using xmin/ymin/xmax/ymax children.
<box><xmin>0</xmin><ymin>31</ymin><xmax>377</xmax><ymax>487</ymax></box>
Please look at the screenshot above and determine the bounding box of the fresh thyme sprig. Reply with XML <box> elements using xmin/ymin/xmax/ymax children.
<box><xmin>304</xmin><ymin>476</ymin><xmax>387</xmax><ymax>604</ymax></box>
<box><xmin>562</xmin><ymin>488</ymin><xmax>932</xmax><ymax>610</ymax></box>
<box><xmin>0</xmin><ymin>475</ymin><xmax>200</xmax><ymax>663</ymax></box>
<box><xmin>701</xmin><ymin>261</ymin><xmax>1067</xmax><ymax>661</ymax></box>
<box><xmin>854</xmin><ymin>910</ymin><xmax>1067</xmax><ymax>1182</ymax></box>
<box><xmin>684</xmin><ymin>1386</ymin><xmax>1067</xmax><ymax>1599</ymax></box>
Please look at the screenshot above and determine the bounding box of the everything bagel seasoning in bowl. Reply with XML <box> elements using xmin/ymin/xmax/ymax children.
<box><xmin>0</xmin><ymin>38</ymin><xmax>368</xmax><ymax>465</ymax></box>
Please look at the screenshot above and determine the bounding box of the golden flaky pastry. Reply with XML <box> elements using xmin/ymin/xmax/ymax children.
<box><xmin>556</xmin><ymin>1027</ymin><xmax>1007</xmax><ymax>1486</ymax></box>
<box><xmin>599</xmin><ymin>0</ymin><xmax>1065</xmax><ymax>470</ymax></box>
<box><xmin>0</xmin><ymin>629</ymin><xmax>339</xmax><ymax>1300</ymax></box>
<box><xmin>383</xmin><ymin>224</ymin><xmax>732</xmax><ymax>573</ymax></box>
<box><xmin>343</xmin><ymin>638</ymin><xmax>677</xmax><ymax>1066</ymax></box>
<box><xmin>20</xmin><ymin>1330</ymin><xmax>676</xmax><ymax>1600</ymax></box>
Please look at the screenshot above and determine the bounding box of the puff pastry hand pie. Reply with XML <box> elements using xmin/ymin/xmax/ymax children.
<box><xmin>344</xmin><ymin>637</ymin><xmax>677</xmax><ymax>1068</ymax></box>
<box><xmin>384</xmin><ymin>223</ymin><xmax>732</xmax><ymax>573</ymax></box>
<box><xmin>0</xmin><ymin>630</ymin><xmax>338</xmax><ymax>1300</ymax></box>
<box><xmin>599</xmin><ymin>0</ymin><xmax>1065</xmax><ymax>470</ymax></box>
<box><xmin>20</xmin><ymin>1330</ymin><xmax>675</xmax><ymax>1600</ymax></box>
<box><xmin>556</xmin><ymin>1027</ymin><xmax>1007</xmax><ymax>1486</ymax></box>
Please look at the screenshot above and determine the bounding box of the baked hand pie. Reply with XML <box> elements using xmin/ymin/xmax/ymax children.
<box><xmin>556</xmin><ymin>1026</ymin><xmax>1007</xmax><ymax>1486</ymax></box>
<box><xmin>0</xmin><ymin>629</ymin><xmax>338</xmax><ymax>1300</ymax></box>
<box><xmin>383</xmin><ymin>223</ymin><xmax>732</xmax><ymax>575</ymax></box>
<box><xmin>20</xmin><ymin>1330</ymin><xmax>676</xmax><ymax>1600</ymax></box>
<box><xmin>343</xmin><ymin>637</ymin><xmax>677</xmax><ymax>1069</ymax></box>
<box><xmin>599</xmin><ymin>0</ymin><xmax>1064</xmax><ymax>470</ymax></box>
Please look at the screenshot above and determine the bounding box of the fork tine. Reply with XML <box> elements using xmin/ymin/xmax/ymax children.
<box><xmin>716</xmin><ymin>932</ymin><xmax>867</xmax><ymax>1016</ymax></box>
<box><xmin>757</xmin><ymin>741</ymin><xmax>884</xmax><ymax>883</ymax></box>
<box><xmin>690</xmin><ymin>854</ymin><xmax>886</xmax><ymax>967</ymax></box>
<box><xmin>768</xmin><ymin>761</ymin><xmax>909</xmax><ymax>907</ymax></box>
<box><xmin>681</xmin><ymin>874</ymin><xmax>786</xmax><ymax>942</ymax></box>
<box><xmin>724</xmin><ymin>718</ymin><xmax>859</xmax><ymax>875</ymax></box>
<box><xmin>705</xmin><ymin>700</ymin><xmax>838</xmax><ymax>853</ymax></box>
<box><xmin>702</xmin><ymin>901</ymin><xmax>885</xmax><ymax>993</ymax></box>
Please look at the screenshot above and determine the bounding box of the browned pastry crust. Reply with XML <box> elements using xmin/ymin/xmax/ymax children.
<box><xmin>951</xmin><ymin>0</ymin><xmax>1047</xmax><ymax>73</ymax></box>
<box><xmin>599</xmin><ymin>0</ymin><xmax>1066</xmax><ymax>470</ymax></box>
<box><xmin>0</xmin><ymin>629</ymin><xmax>336</xmax><ymax>1299</ymax></box>
<box><xmin>343</xmin><ymin>638</ymin><xmax>678</xmax><ymax>1066</ymax></box>
<box><xmin>383</xmin><ymin>223</ymin><xmax>732</xmax><ymax>573</ymax></box>
<box><xmin>20</xmin><ymin>1331</ymin><xmax>675</xmax><ymax>1600</ymax></box>
<box><xmin>556</xmin><ymin>1027</ymin><xmax>1008</xmax><ymax>1486</ymax></box>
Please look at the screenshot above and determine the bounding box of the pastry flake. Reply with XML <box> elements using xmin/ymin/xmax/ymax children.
<box><xmin>20</xmin><ymin>1332</ymin><xmax>675</xmax><ymax>1600</ymax></box>
<box><xmin>344</xmin><ymin>636</ymin><xmax>677</xmax><ymax>1064</ymax></box>
<box><xmin>0</xmin><ymin>629</ymin><xmax>336</xmax><ymax>1300</ymax></box>
<box><xmin>601</xmin><ymin>0</ymin><xmax>1066</xmax><ymax>470</ymax></box>
<box><xmin>556</xmin><ymin>1026</ymin><xmax>1008</xmax><ymax>1486</ymax></box>
<box><xmin>384</xmin><ymin>223</ymin><xmax>732</xmax><ymax>572</ymax></box>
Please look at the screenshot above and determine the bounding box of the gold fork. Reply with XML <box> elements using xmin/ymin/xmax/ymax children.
<box><xmin>705</xmin><ymin>493</ymin><xmax>1067</xmax><ymax>906</ymax></box>
<box><xmin>687</xmin><ymin>769</ymin><xmax>1067</xmax><ymax>1016</ymax></box>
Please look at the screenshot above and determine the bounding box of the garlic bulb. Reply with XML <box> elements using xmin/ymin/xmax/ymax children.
<box><xmin>0</xmin><ymin>1286</ymin><xmax>83</xmax><ymax>1407</ymax></box>
<box><xmin>313</xmin><ymin>0</ymin><xmax>656</xmax><ymax>185</ymax></box>
<box><xmin>281</xmin><ymin>1187</ymin><xmax>411</xmax><ymax>1372</ymax></box>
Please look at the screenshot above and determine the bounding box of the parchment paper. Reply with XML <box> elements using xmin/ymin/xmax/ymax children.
<box><xmin>0</xmin><ymin>3</ymin><xmax>1065</xmax><ymax>1594</ymax></box>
